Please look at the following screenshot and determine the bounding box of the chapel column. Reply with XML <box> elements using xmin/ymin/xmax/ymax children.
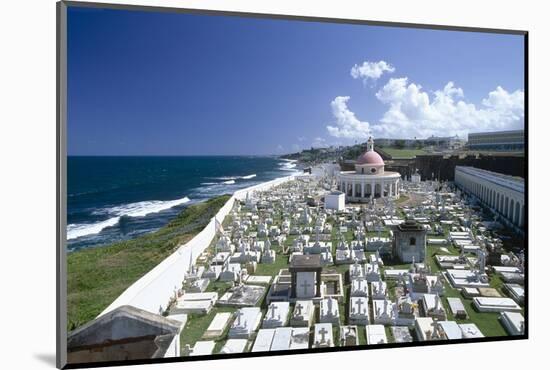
<box><xmin>361</xmin><ymin>182</ymin><xmax>365</xmax><ymax>198</ymax></box>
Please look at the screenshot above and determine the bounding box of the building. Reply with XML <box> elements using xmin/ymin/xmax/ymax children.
<box><xmin>393</xmin><ymin>219</ymin><xmax>427</xmax><ymax>263</ymax></box>
<box><xmin>454</xmin><ymin>166</ymin><xmax>525</xmax><ymax>229</ymax></box>
<box><xmin>424</xmin><ymin>135</ymin><xmax>465</xmax><ymax>150</ymax></box>
<box><xmin>467</xmin><ymin>130</ymin><xmax>524</xmax><ymax>151</ymax></box>
<box><xmin>337</xmin><ymin>137</ymin><xmax>401</xmax><ymax>202</ymax></box>
<box><xmin>324</xmin><ymin>191</ymin><xmax>345</xmax><ymax>211</ymax></box>
<box><xmin>67</xmin><ymin>305</ymin><xmax>185</xmax><ymax>363</ymax></box>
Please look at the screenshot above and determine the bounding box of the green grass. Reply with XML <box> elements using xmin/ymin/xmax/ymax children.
<box><xmin>395</xmin><ymin>194</ymin><xmax>410</xmax><ymax>204</ymax></box>
<box><xmin>180</xmin><ymin>306</ymin><xmax>237</xmax><ymax>350</ymax></box>
<box><xmin>380</xmin><ymin>148</ymin><xmax>428</xmax><ymax>159</ymax></box>
<box><xmin>67</xmin><ymin>195</ymin><xmax>231</xmax><ymax>331</ymax></box>
<box><xmin>254</xmin><ymin>252</ymin><xmax>289</xmax><ymax>276</ymax></box>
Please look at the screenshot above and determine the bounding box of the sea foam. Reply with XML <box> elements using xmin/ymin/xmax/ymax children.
<box><xmin>67</xmin><ymin>196</ymin><xmax>191</xmax><ymax>240</ymax></box>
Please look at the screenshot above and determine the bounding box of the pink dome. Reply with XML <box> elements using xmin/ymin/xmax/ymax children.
<box><xmin>356</xmin><ymin>150</ymin><xmax>384</xmax><ymax>165</ymax></box>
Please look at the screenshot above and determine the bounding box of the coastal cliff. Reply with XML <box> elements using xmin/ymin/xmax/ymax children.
<box><xmin>67</xmin><ymin>195</ymin><xmax>231</xmax><ymax>330</ymax></box>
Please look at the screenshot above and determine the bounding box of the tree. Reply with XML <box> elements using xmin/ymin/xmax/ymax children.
<box><xmin>394</xmin><ymin>140</ymin><xmax>405</xmax><ymax>149</ymax></box>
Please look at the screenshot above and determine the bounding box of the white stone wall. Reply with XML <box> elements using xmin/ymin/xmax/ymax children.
<box><xmin>99</xmin><ymin>175</ymin><xmax>298</xmax><ymax>318</ymax></box>
<box><xmin>454</xmin><ymin>166</ymin><xmax>524</xmax><ymax>229</ymax></box>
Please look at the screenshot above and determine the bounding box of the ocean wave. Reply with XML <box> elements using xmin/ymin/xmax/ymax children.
<box><xmin>222</xmin><ymin>180</ymin><xmax>236</xmax><ymax>185</ymax></box>
<box><xmin>210</xmin><ymin>173</ymin><xmax>257</xmax><ymax>181</ymax></box>
<box><xmin>67</xmin><ymin>196</ymin><xmax>191</xmax><ymax>240</ymax></box>
<box><xmin>108</xmin><ymin>196</ymin><xmax>191</xmax><ymax>218</ymax></box>
<box><xmin>279</xmin><ymin>160</ymin><xmax>297</xmax><ymax>171</ymax></box>
<box><xmin>67</xmin><ymin>217</ymin><xmax>121</xmax><ymax>240</ymax></box>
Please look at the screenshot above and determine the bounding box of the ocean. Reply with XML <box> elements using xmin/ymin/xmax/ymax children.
<box><xmin>67</xmin><ymin>156</ymin><xmax>300</xmax><ymax>251</ymax></box>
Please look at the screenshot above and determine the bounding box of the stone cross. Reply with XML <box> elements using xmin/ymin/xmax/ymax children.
<box><xmin>300</xmin><ymin>279</ymin><xmax>312</xmax><ymax>296</ymax></box>
<box><xmin>295</xmin><ymin>303</ymin><xmax>304</xmax><ymax>316</ymax></box>
<box><xmin>319</xmin><ymin>327</ymin><xmax>329</xmax><ymax>343</ymax></box>
<box><xmin>235</xmin><ymin>310</ymin><xmax>244</xmax><ymax>326</ymax></box>
<box><xmin>182</xmin><ymin>344</ymin><xmax>193</xmax><ymax>356</ymax></box>
<box><xmin>269</xmin><ymin>303</ymin><xmax>277</xmax><ymax>319</ymax></box>
<box><xmin>356</xmin><ymin>298</ymin><xmax>364</xmax><ymax>314</ymax></box>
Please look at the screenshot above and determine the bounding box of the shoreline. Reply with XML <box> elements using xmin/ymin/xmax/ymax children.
<box><xmin>67</xmin><ymin>157</ymin><xmax>301</xmax><ymax>250</ymax></box>
<box><xmin>68</xmin><ymin>173</ymin><xmax>301</xmax><ymax>329</ymax></box>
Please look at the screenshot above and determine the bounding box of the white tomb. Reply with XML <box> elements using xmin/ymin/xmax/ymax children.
<box><xmin>290</xmin><ymin>300</ymin><xmax>315</xmax><ymax>327</ymax></box>
<box><xmin>313</xmin><ymin>323</ymin><xmax>334</xmax><ymax>348</ymax></box>
<box><xmin>500</xmin><ymin>311</ymin><xmax>525</xmax><ymax>335</ymax></box>
<box><xmin>319</xmin><ymin>297</ymin><xmax>340</xmax><ymax>324</ymax></box>
<box><xmin>203</xmin><ymin>312</ymin><xmax>232</xmax><ymax>339</ymax></box>
<box><xmin>251</xmin><ymin>329</ymin><xmax>275</xmax><ymax>352</ymax></box>
<box><xmin>220</xmin><ymin>339</ymin><xmax>248</xmax><ymax>354</ymax></box>
<box><xmin>261</xmin><ymin>239</ymin><xmax>276</xmax><ymax>264</ymax></box>
<box><xmin>295</xmin><ymin>271</ymin><xmax>317</xmax><ymax>299</ymax></box>
<box><xmin>270</xmin><ymin>327</ymin><xmax>293</xmax><ymax>351</ymax></box>
<box><xmin>371</xmin><ymin>279</ymin><xmax>387</xmax><ymax>299</ymax></box>
<box><xmin>372</xmin><ymin>299</ymin><xmax>395</xmax><ymax>325</ymax></box>
<box><xmin>190</xmin><ymin>341</ymin><xmax>215</xmax><ymax>356</ymax></box>
<box><xmin>365</xmin><ymin>262</ymin><xmax>381</xmax><ymax>282</ymax></box>
<box><xmin>262</xmin><ymin>302</ymin><xmax>290</xmax><ymax>328</ymax></box>
<box><xmin>340</xmin><ymin>325</ymin><xmax>359</xmax><ymax>346</ymax></box>
<box><xmin>365</xmin><ymin>325</ymin><xmax>387</xmax><ymax>344</ymax></box>
<box><xmin>473</xmin><ymin>297</ymin><xmax>522</xmax><ymax>312</ymax></box>
<box><xmin>437</xmin><ymin>321</ymin><xmax>462</xmax><ymax>339</ymax></box>
<box><xmin>459</xmin><ymin>323</ymin><xmax>484</xmax><ymax>338</ymax></box>
<box><xmin>349</xmin><ymin>297</ymin><xmax>369</xmax><ymax>325</ymax></box>
<box><xmin>228</xmin><ymin>307</ymin><xmax>263</xmax><ymax>339</ymax></box>
<box><xmin>289</xmin><ymin>327</ymin><xmax>310</xmax><ymax>350</ymax></box>
<box><xmin>447</xmin><ymin>297</ymin><xmax>468</xmax><ymax>319</ymax></box>
<box><xmin>350</xmin><ymin>278</ymin><xmax>369</xmax><ymax>297</ymax></box>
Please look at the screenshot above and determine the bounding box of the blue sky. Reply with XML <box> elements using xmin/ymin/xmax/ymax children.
<box><xmin>67</xmin><ymin>6</ymin><xmax>525</xmax><ymax>155</ymax></box>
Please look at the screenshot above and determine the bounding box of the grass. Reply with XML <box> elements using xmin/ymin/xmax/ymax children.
<box><xmin>67</xmin><ymin>194</ymin><xmax>231</xmax><ymax>331</ymax></box>
<box><xmin>380</xmin><ymin>148</ymin><xmax>428</xmax><ymax>159</ymax></box>
<box><xmin>180</xmin><ymin>306</ymin><xmax>237</xmax><ymax>351</ymax></box>
<box><xmin>395</xmin><ymin>194</ymin><xmax>410</xmax><ymax>204</ymax></box>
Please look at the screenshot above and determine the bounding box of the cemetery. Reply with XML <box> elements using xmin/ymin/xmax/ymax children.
<box><xmin>165</xmin><ymin>169</ymin><xmax>524</xmax><ymax>356</ymax></box>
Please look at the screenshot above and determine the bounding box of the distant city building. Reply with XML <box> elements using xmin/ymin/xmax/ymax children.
<box><xmin>393</xmin><ymin>219</ymin><xmax>427</xmax><ymax>263</ymax></box>
<box><xmin>424</xmin><ymin>135</ymin><xmax>465</xmax><ymax>150</ymax></box>
<box><xmin>337</xmin><ymin>137</ymin><xmax>401</xmax><ymax>202</ymax></box>
<box><xmin>467</xmin><ymin>129</ymin><xmax>524</xmax><ymax>151</ymax></box>
<box><xmin>454</xmin><ymin>166</ymin><xmax>525</xmax><ymax>228</ymax></box>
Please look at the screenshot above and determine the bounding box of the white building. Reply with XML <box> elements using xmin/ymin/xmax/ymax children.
<box><xmin>454</xmin><ymin>166</ymin><xmax>525</xmax><ymax>229</ymax></box>
<box><xmin>324</xmin><ymin>191</ymin><xmax>345</xmax><ymax>211</ymax></box>
<box><xmin>337</xmin><ymin>137</ymin><xmax>401</xmax><ymax>202</ymax></box>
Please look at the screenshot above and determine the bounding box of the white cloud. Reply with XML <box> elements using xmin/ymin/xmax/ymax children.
<box><xmin>351</xmin><ymin>60</ymin><xmax>395</xmax><ymax>85</ymax></box>
<box><xmin>326</xmin><ymin>96</ymin><xmax>372</xmax><ymax>140</ymax></box>
<box><xmin>371</xmin><ymin>77</ymin><xmax>524</xmax><ymax>138</ymax></box>
<box><xmin>311</xmin><ymin>137</ymin><xmax>327</xmax><ymax>148</ymax></box>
